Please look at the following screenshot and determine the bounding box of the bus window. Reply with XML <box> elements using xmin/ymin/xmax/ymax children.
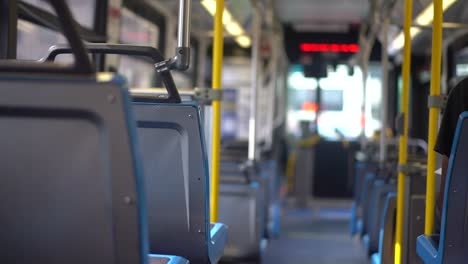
<box><xmin>21</xmin><ymin>0</ymin><xmax>96</xmax><ymax>29</ymax></box>
<box><xmin>287</xmin><ymin>64</ymin><xmax>382</xmax><ymax>139</ymax></box>
<box><xmin>455</xmin><ymin>46</ymin><xmax>468</xmax><ymax>77</ymax></box>
<box><xmin>120</xmin><ymin>8</ymin><xmax>159</xmax><ymax>46</ymax></box>
<box><xmin>17</xmin><ymin>19</ymin><xmax>66</xmax><ymax>60</ymax></box>
<box><xmin>118</xmin><ymin>8</ymin><xmax>160</xmax><ymax>88</ymax></box>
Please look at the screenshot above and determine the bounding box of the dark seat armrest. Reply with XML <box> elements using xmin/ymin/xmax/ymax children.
<box><xmin>209</xmin><ymin>222</ymin><xmax>228</xmax><ymax>263</ymax></box>
<box><xmin>149</xmin><ymin>254</ymin><xmax>189</xmax><ymax>264</ymax></box>
<box><xmin>416</xmin><ymin>235</ymin><xmax>440</xmax><ymax>264</ymax></box>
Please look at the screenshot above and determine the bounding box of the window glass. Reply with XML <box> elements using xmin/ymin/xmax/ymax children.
<box><xmin>21</xmin><ymin>0</ymin><xmax>96</xmax><ymax>29</ymax></box>
<box><xmin>119</xmin><ymin>56</ymin><xmax>155</xmax><ymax>88</ymax></box>
<box><xmin>286</xmin><ymin>64</ymin><xmax>382</xmax><ymax>139</ymax></box>
<box><xmin>172</xmin><ymin>72</ymin><xmax>193</xmax><ymax>90</ymax></box>
<box><xmin>220</xmin><ymin>58</ymin><xmax>251</xmax><ymax>140</ymax></box>
<box><xmin>456</xmin><ymin>64</ymin><xmax>468</xmax><ymax>77</ymax></box>
<box><xmin>17</xmin><ymin>0</ymin><xmax>95</xmax><ymax>61</ymax></box>
<box><xmin>219</xmin><ymin>57</ymin><xmax>275</xmax><ymax>142</ymax></box>
<box><xmin>17</xmin><ymin>19</ymin><xmax>66</xmax><ymax>60</ymax></box>
<box><xmin>119</xmin><ymin>8</ymin><xmax>160</xmax><ymax>88</ymax></box>
<box><xmin>120</xmin><ymin>8</ymin><xmax>159</xmax><ymax>46</ymax></box>
<box><xmin>455</xmin><ymin>47</ymin><xmax>468</xmax><ymax>77</ymax></box>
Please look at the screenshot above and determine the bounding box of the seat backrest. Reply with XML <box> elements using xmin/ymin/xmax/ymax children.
<box><xmin>0</xmin><ymin>76</ymin><xmax>148</xmax><ymax>264</ymax></box>
<box><xmin>440</xmin><ymin>112</ymin><xmax>468</xmax><ymax>262</ymax></box>
<box><xmin>132</xmin><ymin>99</ymin><xmax>210</xmax><ymax>263</ymax></box>
<box><xmin>380</xmin><ymin>193</ymin><xmax>396</xmax><ymax>262</ymax></box>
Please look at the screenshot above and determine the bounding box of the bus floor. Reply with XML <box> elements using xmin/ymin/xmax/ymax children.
<box><xmin>261</xmin><ymin>201</ymin><xmax>368</xmax><ymax>264</ymax></box>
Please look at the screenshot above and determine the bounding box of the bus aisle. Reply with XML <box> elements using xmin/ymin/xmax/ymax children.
<box><xmin>262</xmin><ymin>202</ymin><xmax>368</xmax><ymax>264</ymax></box>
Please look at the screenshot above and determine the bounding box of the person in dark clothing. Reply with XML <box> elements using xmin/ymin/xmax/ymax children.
<box><xmin>434</xmin><ymin>77</ymin><xmax>468</xmax><ymax>232</ymax></box>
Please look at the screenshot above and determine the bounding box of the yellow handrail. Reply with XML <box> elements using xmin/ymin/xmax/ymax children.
<box><xmin>425</xmin><ymin>0</ymin><xmax>443</xmax><ymax>235</ymax></box>
<box><xmin>394</xmin><ymin>0</ymin><xmax>413</xmax><ymax>262</ymax></box>
<box><xmin>210</xmin><ymin>0</ymin><xmax>224</xmax><ymax>222</ymax></box>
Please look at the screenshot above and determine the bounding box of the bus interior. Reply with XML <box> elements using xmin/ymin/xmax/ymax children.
<box><xmin>1</xmin><ymin>0</ymin><xmax>468</xmax><ymax>263</ymax></box>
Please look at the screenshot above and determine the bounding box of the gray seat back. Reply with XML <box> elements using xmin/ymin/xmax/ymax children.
<box><xmin>133</xmin><ymin>100</ymin><xmax>210</xmax><ymax>263</ymax></box>
<box><xmin>0</xmin><ymin>76</ymin><xmax>148</xmax><ymax>264</ymax></box>
<box><xmin>219</xmin><ymin>181</ymin><xmax>264</xmax><ymax>260</ymax></box>
<box><xmin>440</xmin><ymin>112</ymin><xmax>468</xmax><ymax>262</ymax></box>
<box><xmin>366</xmin><ymin>181</ymin><xmax>395</xmax><ymax>254</ymax></box>
<box><xmin>380</xmin><ymin>193</ymin><xmax>396</xmax><ymax>263</ymax></box>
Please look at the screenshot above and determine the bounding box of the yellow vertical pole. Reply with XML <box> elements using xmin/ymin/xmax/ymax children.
<box><xmin>395</xmin><ymin>0</ymin><xmax>412</xmax><ymax>263</ymax></box>
<box><xmin>425</xmin><ymin>0</ymin><xmax>443</xmax><ymax>235</ymax></box>
<box><xmin>210</xmin><ymin>0</ymin><xmax>224</xmax><ymax>222</ymax></box>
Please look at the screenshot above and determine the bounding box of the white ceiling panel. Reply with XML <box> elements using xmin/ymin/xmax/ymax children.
<box><xmin>275</xmin><ymin>0</ymin><xmax>369</xmax><ymax>25</ymax></box>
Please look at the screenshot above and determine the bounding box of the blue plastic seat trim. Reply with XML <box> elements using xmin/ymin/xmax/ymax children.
<box><xmin>416</xmin><ymin>235</ymin><xmax>439</xmax><ymax>263</ymax></box>
<box><xmin>209</xmin><ymin>222</ymin><xmax>229</xmax><ymax>263</ymax></box>
<box><xmin>271</xmin><ymin>202</ymin><xmax>281</xmax><ymax>237</ymax></box>
<box><xmin>149</xmin><ymin>254</ymin><xmax>189</xmax><ymax>264</ymax></box>
<box><xmin>371</xmin><ymin>253</ymin><xmax>381</xmax><ymax>264</ymax></box>
<box><xmin>377</xmin><ymin>192</ymin><xmax>396</xmax><ymax>255</ymax></box>
<box><xmin>350</xmin><ymin>202</ymin><xmax>358</xmax><ymax>235</ymax></box>
<box><xmin>119</xmin><ymin>76</ymin><xmax>151</xmax><ymax>261</ymax></box>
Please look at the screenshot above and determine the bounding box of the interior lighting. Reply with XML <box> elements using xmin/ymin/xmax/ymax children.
<box><xmin>225</xmin><ymin>21</ymin><xmax>244</xmax><ymax>36</ymax></box>
<box><xmin>235</xmin><ymin>35</ymin><xmax>252</xmax><ymax>48</ymax></box>
<box><xmin>389</xmin><ymin>27</ymin><xmax>421</xmax><ymax>54</ymax></box>
<box><xmin>200</xmin><ymin>0</ymin><xmax>216</xmax><ymax>16</ymax></box>
<box><xmin>415</xmin><ymin>0</ymin><xmax>457</xmax><ymax>25</ymax></box>
<box><xmin>201</xmin><ymin>0</ymin><xmax>252</xmax><ymax>48</ymax></box>
<box><xmin>17</xmin><ymin>19</ymin><xmax>34</xmax><ymax>33</ymax></box>
<box><xmin>389</xmin><ymin>0</ymin><xmax>457</xmax><ymax>54</ymax></box>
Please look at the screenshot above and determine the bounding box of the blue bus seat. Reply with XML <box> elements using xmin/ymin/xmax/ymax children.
<box><xmin>260</xmin><ymin>160</ymin><xmax>281</xmax><ymax>239</ymax></box>
<box><xmin>219</xmin><ymin>180</ymin><xmax>265</xmax><ymax>261</ymax></box>
<box><xmin>360</xmin><ymin>171</ymin><xmax>378</xmax><ymax>236</ymax></box>
<box><xmin>218</xmin><ymin>154</ymin><xmax>267</xmax><ymax>261</ymax></box>
<box><xmin>43</xmin><ymin>43</ymin><xmax>224</xmax><ymax>263</ymax></box>
<box><xmin>218</xmin><ymin>141</ymin><xmax>266</xmax><ymax>259</ymax></box>
<box><xmin>364</xmin><ymin>180</ymin><xmax>396</xmax><ymax>255</ymax></box>
<box><xmin>371</xmin><ymin>192</ymin><xmax>397</xmax><ymax>264</ymax></box>
<box><xmin>351</xmin><ymin>159</ymin><xmax>382</xmax><ymax>236</ymax></box>
<box><xmin>0</xmin><ymin>73</ymin><xmax>186</xmax><ymax>264</ymax></box>
<box><xmin>408</xmin><ymin>194</ymin><xmax>426</xmax><ymax>264</ymax></box>
<box><xmin>350</xmin><ymin>160</ymin><xmax>368</xmax><ymax>235</ymax></box>
<box><xmin>132</xmin><ymin>97</ymin><xmax>227</xmax><ymax>264</ymax></box>
<box><xmin>417</xmin><ymin>112</ymin><xmax>468</xmax><ymax>263</ymax></box>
